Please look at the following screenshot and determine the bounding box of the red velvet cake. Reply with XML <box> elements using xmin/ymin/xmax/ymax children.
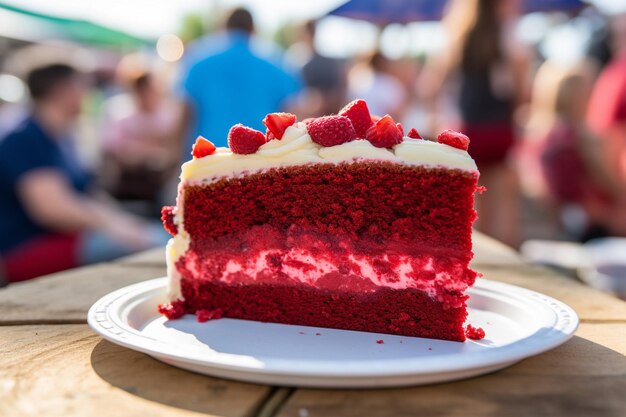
<box><xmin>160</xmin><ymin>100</ymin><xmax>481</xmax><ymax>342</ymax></box>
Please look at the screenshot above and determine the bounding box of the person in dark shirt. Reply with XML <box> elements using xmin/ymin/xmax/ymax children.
<box><xmin>0</xmin><ymin>64</ymin><xmax>168</xmax><ymax>283</ymax></box>
<box><xmin>421</xmin><ymin>0</ymin><xmax>530</xmax><ymax>247</ymax></box>
<box><xmin>299</xmin><ymin>20</ymin><xmax>347</xmax><ymax>116</ymax></box>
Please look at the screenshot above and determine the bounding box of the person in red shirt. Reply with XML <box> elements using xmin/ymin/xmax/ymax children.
<box><xmin>586</xmin><ymin>13</ymin><xmax>626</xmax><ymax>237</ymax></box>
<box><xmin>588</xmin><ymin>13</ymin><xmax>626</xmax><ymax>184</ymax></box>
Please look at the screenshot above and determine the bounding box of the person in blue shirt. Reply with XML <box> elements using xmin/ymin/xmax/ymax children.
<box><xmin>176</xmin><ymin>7</ymin><xmax>301</xmax><ymax>151</ymax></box>
<box><xmin>0</xmin><ymin>64</ymin><xmax>168</xmax><ymax>283</ymax></box>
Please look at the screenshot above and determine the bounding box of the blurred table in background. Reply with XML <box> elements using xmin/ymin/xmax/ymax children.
<box><xmin>1</xmin><ymin>232</ymin><xmax>625</xmax><ymax>417</ymax></box>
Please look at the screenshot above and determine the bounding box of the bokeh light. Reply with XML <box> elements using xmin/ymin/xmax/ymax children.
<box><xmin>0</xmin><ymin>74</ymin><xmax>26</xmax><ymax>103</ymax></box>
<box><xmin>156</xmin><ymin>33</ymin><xmax>184</xmax><ymax>62</ymax></box>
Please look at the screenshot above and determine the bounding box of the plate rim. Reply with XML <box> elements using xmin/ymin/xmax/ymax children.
<box><xmin>88</xmin><ymin>277</ymin><xmax>579</xmax><ymax>378</ymax></box>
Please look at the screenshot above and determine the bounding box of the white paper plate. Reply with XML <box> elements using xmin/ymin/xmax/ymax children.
<box><xmin>88</xmin><ymin>277</ymin><xmax>578</xmax><ymax>388</ymax></box>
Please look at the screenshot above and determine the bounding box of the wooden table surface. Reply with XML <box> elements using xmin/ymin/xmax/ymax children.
<box><xmin>1</xmin><ymin>233</ymin><xmax>625</xmax><ymax>417</ymax></box>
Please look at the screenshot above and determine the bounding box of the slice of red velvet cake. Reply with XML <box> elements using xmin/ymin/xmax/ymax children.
<box><xmin>160</xmin><ymin>99</ymin><xmax>482</xmax><ymax>342</ymax></box>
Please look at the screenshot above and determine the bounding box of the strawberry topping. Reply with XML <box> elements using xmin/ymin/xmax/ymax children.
<box><xmin>339</xmin><ymin>99</ymin><xmax>373</xmax><ymax>138</ymax></box>
<box><xmin>407</xmin><ymin>128</ymin><xmax>422</xmax><ymax>139</ymax></box>
<box><xmin>396</xmin><ymin>122</ymin><xmax>404</xmax><ymax>137</ymax></box>
<box><xmin>191</xmin><ymin>136</ymin><xmax>216</xmax><ymax>158</ymax></box>
<box><xmin>228</xmin><ymin>124</ymin><xmax>267</xmax><ymax>154</ymax></box>
<box><xmin>365</xmin><ymin>114</ymin><xmax>403</xmax><ymax>148</ymax></box>
<box><xmin>262</xmin><ymin>112</ymin><xmax>297</xmax><ymax>140</ymax></box>
<box><xmin>306</xmin><ymin>115</ymin><xmax>356</xmax><ymax>147</ymax></box>
<box><xmin>437</xmin><ymin>129</ymin><xmax>470</xmax><ymax>151</ymax></box>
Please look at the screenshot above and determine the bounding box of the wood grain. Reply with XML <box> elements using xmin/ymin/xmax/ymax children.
<box><xmin>0</xmin><ymin>263</ymin><xmax>166</xmax><ymax>323</ymax></box>
<box><xmin>471</xmin><ymin>232</ymin><xmax>523</xmax><ymax>267</ymax></box>
<box><xmin>477</xmin><ymin>264</ymin><xmax>626</xmax><ymax>322</ymax></box>
<box><xmin>275</xmin><ymin>323</ymin><xmax>626</xmax><ymax>417</ymax></box>
<box><xmin>0</xmin><ymin>325</ymin><xmax>271</xmax><ymax>417</ymax></box>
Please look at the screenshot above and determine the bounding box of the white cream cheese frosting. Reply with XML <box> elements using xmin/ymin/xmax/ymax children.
<box><xmin>180</xmin><ymin>123</ymin><xmax>477</xmax><ymax>183</ymax></box>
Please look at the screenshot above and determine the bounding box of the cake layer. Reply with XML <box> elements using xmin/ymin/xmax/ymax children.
<box><xmin>179</xmin><ymin>280</ymin><xmax>468</xmax><ymax>341</ymax></box>
<box><xmin>182</xmin><ymin>163</ymin><xmax>477</xmax><ymax>250</ymax></box>
<box><xmin>174</xmin><ymin>222</ymin><xmax>474</xmax><ymax>307</ymax></box>
<box><xmin>161</xmin><ymin>101</ymin><xmax>482</xmax><ymax>342</ymax></box>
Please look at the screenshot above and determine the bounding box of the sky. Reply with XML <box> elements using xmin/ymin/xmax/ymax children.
<box><xmin>0</xmin><ymin>0</ymin><xmax>347</xmax><ymax>38</ymax></box>
<box><xmin>1</xmin><ymin>0</ymin><xmax>623</xmax><ymax>61</ymax></box>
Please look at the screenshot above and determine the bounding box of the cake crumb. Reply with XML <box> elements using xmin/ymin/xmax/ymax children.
<box><xmin>315</xmin><ymin>332</ymin><xmax>321</xmax><ymax>336</ymax></box>
<box><xmin>158</xmin><ymin>300</ymin><xmax>187</xmax><ymax>320</ymax></box>
<box><xmin>465</xmin><ymin>324</ymin><xmax>486</xmax><ymax>340</ymax></box>
<box><xmin>428</xmin><ymin>347</ymin><xmax>432</xmax><ymax>351</ymax></box>
<box><xmin>376</xmin><ymin>339</ymin><xmax>384</xmax><ymax>344</ymax></box>
<box><xmin>298</xmin><ymin>331</ymin><xmax>305</xmax><ymax>335</ymax></box>
<box><xmin>196</xmin><ymin>308</ymin><xmax>223</xmax><ymax>323</ymax></box>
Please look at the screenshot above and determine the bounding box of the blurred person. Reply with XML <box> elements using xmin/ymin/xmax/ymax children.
<box><xmin>101</xmin><ymin>56</ymin><xmax>178</xmax><ymax>213</ymax></box>
<box><xmin>525</xmin><ymin>61</ymin><xmax>626</xmax><ymax>240</ymax></box>
<box><xmin>420</xmin><ymin>0</ymin><xmax>531</xmax><ymax>247</ymax></box>
<box><xmin>0</xmin><ymin>64</ymin><xmax>168</xmax><ymax>283</ymax></box>
<box><xmin>348</xmin><ymin>50</ymin><xmax>408</xmax><ymax>119</ymax></box>
<box><xmin>176</xmin><ymin>7</ymin><xmax>301</xmax><ymax>151</ymax></box>
<box><xmin>287</xmin><ymin>20</ymin><xmax>347</xmax><ymax>117</ymax></box>
<box><xmin>587</xmin><ymin>12</ymin><xmax>626</xmax><ymax>192</ymax></box>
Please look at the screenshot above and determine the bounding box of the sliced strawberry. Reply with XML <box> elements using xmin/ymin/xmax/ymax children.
<box><xmin>407</xmin><ymin>128</ymin><xmax>422</xmax><ymax>139</ymax></box>
<box><xmin>228</xmin><ymin>124</ymin><xmax>267</xmax><ymax>154</ymax></box>
<box><xmin>396</xmin><ymin>122</ymin><xmax>404</xmax><ymax>136</ymax></box>
<box><xmin>339</xmin><ymin>99</ymin><xmax>373</xmax><ymax>138</ymax></box>
<box><xmin>161</xmin><ymin>206</ymin><xmax>178</xmax><ymax>236</ymax></box>
<box><xmin>191</xmin><ymin>136</ymin><xmax>216</xmax><ymax>158</ymax></box>
<box><xmin>265</xmin><ymin>128</ymin><xmax>276</xmax><ymax>142</ymax></box>
<box><xmin>437</xmin><ymin>129</ymin><xmax>470</xmax><ymax>151</ymax></box>
<box><xmin>262</xmin><ymin>112</ymin><xmax>296</xmax><ymax>140</ymax></box>
<box><xmin>306</xmin><ymin>115</ymin><xmax>356</xmax><ymax>147</ymax></box>
<box><xmin>365</xmin><ymin>114</ymin><xmax>403</xmax><ymax>148</ymax></box>
<box><xmin>371</xmin><ymin>114</ymin><xmax>382</xmax><ymax>124</ymax></box>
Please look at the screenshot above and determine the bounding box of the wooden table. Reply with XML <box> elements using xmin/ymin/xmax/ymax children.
<box><xmin>1</xmin><ymin>233</ymin><xmax>625</xmax><ymax>417</ymax></box>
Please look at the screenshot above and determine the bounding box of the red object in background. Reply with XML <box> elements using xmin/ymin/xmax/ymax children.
<box><xmin>461</xmin><ymin>122</ymin><xmax>515</xmax><ymax>167</ymax></box>
<box><xmin>587</xmin><ymin>55</ymin><xmax>626</xmax><ymax>134</ymax></box>
<box><xmin>2</xmin><ymin>234</ymin><xmax>79</xmax><ymax>282</ymax></box>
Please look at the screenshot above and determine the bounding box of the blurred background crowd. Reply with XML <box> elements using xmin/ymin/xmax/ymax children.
<box><xmin>1</xmin><ymin>0</ymin><xmax>626</xmax><ymax>285</ymax></box>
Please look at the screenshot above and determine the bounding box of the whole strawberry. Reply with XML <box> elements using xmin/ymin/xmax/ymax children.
<box><xmin>228</xmin><ymin>124</ymin><xmax>267</xmax><ymax>154</ymax></box>
<box><xmin>306</xmin><ymin>115</ymin><xmax>356</xmax><ymax>147</ymax></box>
<box><xmin>339</xmin><ymin>99</ymin><xmax>373</xmax><ymax>138</ymax></box>
<box><xmin>437</xmin><ymin>129</ymin><xmax>470</xmax><ymax>151</ymax></box>
<box><xmin>365</xmin><ymin>115</ymin><xmax>403</xmax><ymax>148</ymax></box>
